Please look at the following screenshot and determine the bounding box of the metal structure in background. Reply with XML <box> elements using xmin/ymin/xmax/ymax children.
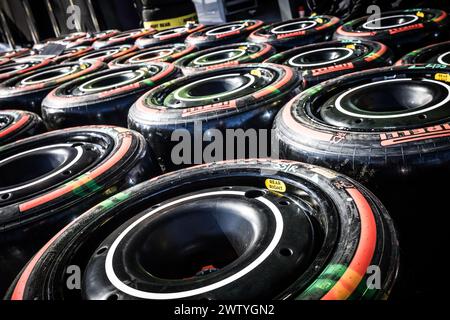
<box><xmin>21</xmin><ymin>0</ymin><xmax>40</xmax><ymax>44</ymax></box>
<box><xmin>86</xmin><ymin>0</ymin><xmax>101</xmax><ymax>32</ymax></box>
<box><xmin>0</xmin><ymin>8</ymin><xmax>15</xmax><ymax>47</ymax></box>
<box><xmin>193</xmin><ymin>0</ymin><xmax>258</xmax><ymax>24</ymax></box>
<box><xmin>45</xmin><ymin>0</ymin><xmax>61</xmax><ymax>37</ymax></box>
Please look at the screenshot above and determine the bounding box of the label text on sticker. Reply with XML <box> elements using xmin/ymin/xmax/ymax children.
<box><xmin>265</xmin><ymin>179</ymin><xmax>286</xmax><ymax>193</ymax></box>
<box><xmin>435</xmin><ymin>73</ymin><xmax>450</xmax><ymax>82</ymax></box>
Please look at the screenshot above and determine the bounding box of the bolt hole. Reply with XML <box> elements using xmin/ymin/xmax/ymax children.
<box><xmin>96</xmin><ymin>247</ymin><xmax>108</xmax><ymax>255</ymax></box>
<box><xmin>62</xmin><ymin>170</ymin><xmax>72</xmax><ymax>176</ymax></box>
<box><xmin>212</xmin><ymin>98</ymin><xmax>220</xmax><ymax>102</ymax></box>
<box><xmin>280</xmin><ymin>248</ymin><xmax>293</xmax><ymax>257</ymax></box>
<box><xmin>418</xmin><ymin>114</ymin><xmax>427</xmax><ymax>120</ymax></box>
<box><xmin>279</xmin><ymin>200</ymin><xmax>290</xmax><ymax>206</ymax></box>
<box><xmin>0</xmin><ymin>193</ymin><xmax>11</xmax><ymax>201</ymax></box>
<box><xmin>355</xmin><ymin>119</ymin><xmax>363</xmax><ymax>124</ymax></box>
<box><xmin>151</xmin><ymin>204</ymin><xmax>161</xmax><ymax>210</ymax></box>
<box><xmin>106</xmin><ymin>293</ymin><xmax>119</xmax><ymax>300</ymax></box>
<box><xmin>222</xmin><ymin>186</ymin><xmax>232</xmax><ymax>190</ymax></box>
<box><xmin>245</xmin><ymin>189</ymin><xmax>264</xmax><ymax>198</ymax></box>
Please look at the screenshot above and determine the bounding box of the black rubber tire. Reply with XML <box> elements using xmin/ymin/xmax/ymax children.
<box><xmin>108</xmin><ymin>43</ymin><xmax>196</xmax><ymax>68</ymax></box>
<box><xmin>174</xmin><ymin>42</ymin><xmax>276</xmax><ymax>76</ymax></box>
<box><xmin>64</xmin><ymin>44</ymin><xmax>137</xmax><ymax>64</ymax></box>
<box><xmin>265</xmin><ymin>40</ymin><xmax>394</xmax><ymax>88</ymax></box>
<box><xmin>185</xmin><ymin>20</ymin><xmax>264</xmax><ymax>49</ymax></box>
<box><xmin>65</xmin><ymin>30</ymin><xmax>120</xmax><ymax>48</ymax></box>
<box><xmin>5</xmin><ymin>159</ymin><xmax>399</xmax><ymax>300</ymax></box>
<box><xmin>42</xmin><ymin>62</ymin><xmax>179</xmax><ymax>129</ymax></box>
<box><xmin>273</xmin><ymin>64</ymin><xmax>450</xmax><ymax>184</ymax></box>
<box><xmin>50</xmin><ymin>46</ymin><xmax>93</xmax><ymax>64</ymax></box>
<box><xmin>273</xmin><ymin>64</ymin><xmax>450</xmax><ymax>298</ymax></box>
<box><xmin>93</xmin><ymin>29</ymin><xmax>155</xmax><ymax>50</ymax></box>
<box><xmin>135</xmin><ymin>23</ymin><xmax>205</xmax><ymax>49</ymax></box>
<box><xmin>128</xmin><ymin>63</ymin><xmax>300</xmax><ymax>171</ymax></box>
<box><xmin>0</xmin><ymin>59</ymin><xmax>53</xmax><ymax>83</ymax></box>
<box><xmin>0</xmin><ymin>61</ymin><xmax>105</xmax><ymax>113</ymax></box>
<box><xmin>0</xmin><ymin>110</ymin><xmax>45</xmax><ymax>146</ymax></box>
<box><xmin>0</xmin><ymin>49</ymin><xmax>32</xmax><ymax>60</ymax></box>
<box><xmin>334</xmin><ymin>8</ymin><xmax>449</xmax><ymax>57</ymax></box>
<box><xmin>33</xmin><ymin>32</ymin><xmax>88</xmax><ymax>51</ymax></box>
<box><xmin>396</xmin><ymin>40</ymin><xmax>450</xmax><ymax>65</ymax></box>
<box><xmin>248</xmin><ymin>16</ymin><xmax>340</xmax><ymax>50</ymax></box>
<box><xmin>0</xmin><ymin>126</ymin><xmax>160</xmax><ymax>296</ymax></box>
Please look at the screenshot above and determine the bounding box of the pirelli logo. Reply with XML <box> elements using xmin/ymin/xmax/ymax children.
<box><xmin>276</xmin><ymin>30</ymin><xmax>306</xmax><ymax>39</ymax></box>
<box><xmin>388</xmin><ymin>23</ymin><xmax>424</xmax><ymax>34</ymax></box>
<box><xmin>380</xmin><ymin>123</ymin><xmax>450</xmax><ymax>146</ymax></box>
<box><xmin>311</xmin><ymin>62</ymin><xmax>354</xmax><ymax>76</ymax></box>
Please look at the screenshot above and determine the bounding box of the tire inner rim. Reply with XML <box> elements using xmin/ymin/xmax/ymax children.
<box><xmin>271</xmin><ymin>20</ymin><xmax>317</xmax><ymax>34</ymax></box>
<box><xmin>192</xmin><ymin>48</ymin><xmax>247</xmax><ymax>66</ymax></box>
<box><xmin>20</xmin><ymin>65</ymin><xmax>81</xmax><ymax>85</ymax></box>
<box><xmin>110</xmin><ymin>31</ymin><xmax>139</xmax><ymax>40</ymax></box>
<box><xmin>288</xmin><ymin>47</ymin><xmax>354</xmax><ymax>67</ymax></box>
<box><xmin>205</xmin><ymin>23</ymin><xmax>246</xmax><ymax>36</ymax></box>
<box><xmin>333</xmin><ymin>78</ymin><xmax>450</xmax><ymax>119</ymax></box>
<box><xmin>80</xmin><ymin>49</ymin><xmax>121</xmax><ymax>61</ymax></box>
<box><xmin>0</xmin><ymin>63</ymin><xmax>29</xmax><ymax>74</ymax></box>
<box><xmin>437</xmin><ymin>51</ymin><xmax>450</xmax><ymax>65</ymax></box>
<box><xmin>172</xmin><ymin>73</ymin><xmax>256</xmax><ymax>103</ymax></box>
<box><xmin>127</xmin><ymin>49</ymin><xmax>175</xmax><ymax>63</ymax></box>
<box><xmin>361</xmin><ymin>14</ymin><xmax>419</xmax><ymax>30</ymax></box>
<box><xmin>104</xmin><ymin>190</ymin><xmax>283</xmax><ymax>299</ymax></box>
<box><xmin>0</xmin><ymin>143</ymin><xmax>83</xmax><ymax>196</ymax></box>
<box><xmin>154</xmin><ymin>27</ymin><xmax>187</xmax><ymax>38</ymax></box>
<box><xmin>77</xmin><ymin>69</ymin><xmax>147</xmax><ymax>93</ymax></box>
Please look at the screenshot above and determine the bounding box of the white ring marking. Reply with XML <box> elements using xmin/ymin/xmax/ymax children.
<box><xmin>105</xmin><ymin>190</ymin><xmax>284</xmax><ymax>299</ymax></box>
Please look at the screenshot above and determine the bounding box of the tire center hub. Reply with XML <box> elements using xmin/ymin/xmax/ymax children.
<box><xmin>288</xmin><ymin>47</ymin><xmax>354</xmax><ymax>67</ymax></box>
<box><xmin>0</xmin><ymin>142</ymin><xmax>105</xmax><ymax>204</ymax></box>
<box><xmin>83</xmin><ymin>186</ymin><xmax>318</xmax><ymax>300</ymax></box>
<box><xmin>271</xmin><ymin>20</ymin><xmax>317</xmax><ymax>34</ymax></box>
<box><xmin>361</xmin><ymin>14</ymin><xmax>419</xmax><ymax>30</ymax></box>
<box><xmin>192</xmin><ymin>48</ymin><xmax>247</xmax><ymax>66</ymax></box>
<box><xmin>318</xmin><ymin>78</ymin><xmax>450</xmax><ymax>129</ymax></box>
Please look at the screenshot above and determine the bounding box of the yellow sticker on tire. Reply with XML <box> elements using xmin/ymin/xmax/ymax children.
<box><xmin>265</xmin><ymin>179</ymin><xmax>286</xmax><ymax>193</ymax></box>
<box><xmin>435</xmin><ymin>73</ymin><xmax>450</xmax><ymax>82</ymax></box>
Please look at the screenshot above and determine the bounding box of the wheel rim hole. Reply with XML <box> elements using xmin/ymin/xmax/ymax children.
<box><xmin>279</xmin><ymin>199</ymin><xmax>290</xmax><ymax>206</ymax></box>
<box><xmin>62</xmin><ymin>170</ymin><xmax>72</xmax><ymax>176</ymax></box>
<box><xmin>0</xmin><ymin>193</ymin><xmax>12</xmax><ymax>201</ymax></box>
<box><xmin>244</xmin><ymin>189</ymin><xmax>265</xmax><ymax>198</ymax></box>
<box><xmin>96</xmin><ymin>247</ymin><xmax>108</xmax><ymax>255</ymax></box>
<box><xmin>419</xmin><ymin>114</ymin><xmax>427</xmax><ymax>120</ymax></box>
<box><xmin>106</xmin><ymin>293</ymin><xmax>118</xmax><ymax>300</ymax></box>
<box><xmin>280</xmin><ymin>248</ymin><xmax>293</xmax><ymax>257</ymax></box>
<box><xmin>355</xmin><ymin>119</ymin><xmax>363</xmax><ymax>124</ymax></box>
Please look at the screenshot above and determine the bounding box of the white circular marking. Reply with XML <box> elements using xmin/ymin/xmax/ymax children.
<box><xmin>173</xmin><ymin>73</ymin><xmax>255</xmax><ymax>102</ymax></box>
<box><xmin>78</xmin><ymin>69</ymin><xmax>146</xmax><ymax>93</ymax></box>
<box><xmin>79</xmin><ymin>49</ymin><xmax>121</xmax><ymax>62</ymax></box>
<box><xmin>271</xmin><ymin>20</ymin><xmax>317</xmax><ymax>34</ymax></box>
<box><xmin>362</xmin><ymin>14</ymin><xmax>419</xmax><ymax>30</ymax></box>
<box><xmin>105</xmin><ymin>190</ymin><xmax>284</xmax><ymax>299</ymax></box>
<box><xmin>0</xmin><ymin>144</ymin><xmax>83</xmax><ymax>194</ymax></box>
<box><xmin>154</xmin><ymin>27</ymin><xmax>187</xmax><ymax>38</ymax></box>
<box><xmin>206</xmin><ymin>23</ymin><xmax>245</xmax><ymax>36</ymax></box>
<box><xmin>288</xmin><ymin>47</ymin><xmax>354</xmax><ymax>67</ymax></box>
<box><xmin>437</xmin><ymin>51</ymin><xmax>450</xmax><ymax>66</ymax></box>
<box><xmin>127</xmin><ymin>49</ymin><xmax>175</xmax><ymax>63</ymax></box>
<box><xmin>20</xmin><ymin>66</ymin><xmax>78</xmax><ymax>85</ymax></box>
<box><xmin>192</xmin><ymin>48</ymin><xmax>246</xmax><ymax>66</ymax></box>
<box><xmin>334</xmin><ymin>78</ymin><xmax>450</xmax><ymax>119</ymax></box>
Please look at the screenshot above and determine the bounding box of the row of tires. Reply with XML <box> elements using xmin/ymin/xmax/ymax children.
<box><xmin>1</xmin><ymin>8</ymin><xmax>450</xmax><ymax>300</ymax></box>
